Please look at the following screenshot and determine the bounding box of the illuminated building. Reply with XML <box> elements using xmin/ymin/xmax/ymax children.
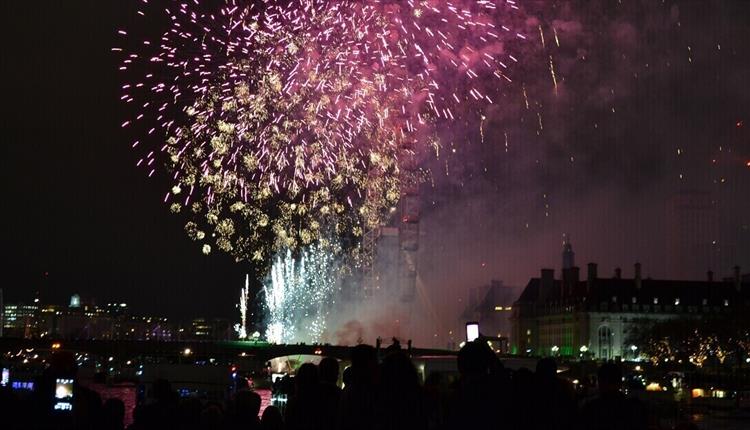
<box><xmin>511</xmin><ymin>242</ymin><xmax>750</xmax><ymax>360</ymax></box>
<box><xmin>2</xmin><ymin>294</ymin><xmax>174</xmax><ymax>340</ymax></box>
<box><xmin>2</xmin><ymin>303</ymin><xmax>40</xmax><ymax>338</ymax></box>
<box><xmin>185</xmin><ymin>318</ymin><xmax>231</xmax><ymax>341</ymax></box>
<box><xmin>463</xmin><ymin>280</ymin><xmax>516</xmax><ymax>342</ymax></box>
<box><xmin>104</xmin><ymin>302</ymin><xmax>129</xmax><ymax>317</ymax></box>
<box><xmin>69</xmin><ymin>294</ymin><xmax>81</xmax><ymax>308</ymax></box>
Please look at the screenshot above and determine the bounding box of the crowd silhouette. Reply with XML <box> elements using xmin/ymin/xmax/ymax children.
<box><xmin>0</xmin><ymin>339</ymin><xmax>683</xmax><ymax>430</ymax></box>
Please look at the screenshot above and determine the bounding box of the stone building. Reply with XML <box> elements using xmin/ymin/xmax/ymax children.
<box><xmin>511</xmin><ymin>244</ymin><xmax>749</xmax><ymax>360</ymax></box>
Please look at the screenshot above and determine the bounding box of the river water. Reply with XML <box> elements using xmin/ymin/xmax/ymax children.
<box><xmin>84</xmin><ymin>383</ymin><xmax>273</xmax><ymax>426</ymax></box>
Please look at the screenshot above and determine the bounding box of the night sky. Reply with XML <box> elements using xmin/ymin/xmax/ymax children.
<box><xmin>1</xmin><ymin>1</ymin><xmax>749</xmax><ymax>336</ymax></box>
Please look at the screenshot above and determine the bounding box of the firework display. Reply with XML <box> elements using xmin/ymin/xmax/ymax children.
<box><xmin>117</xmin><ymin>0</ymin><xmax>528</xmax><ymax>266</ymax></box>
<box><xmin>263</xmin><ymin>243</ymin><xmax>341</xmax><ymax>344</ymax></box>
<box><xmin>234</xmin><ymin>274</ymin><xmax>251</xmax><ymax>339</ymax></box>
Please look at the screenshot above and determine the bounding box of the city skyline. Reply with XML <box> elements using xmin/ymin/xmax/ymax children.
<box><xmin>1</xmin><ymin>1</ymin><xmax>749</xmax><ymax>345</ymax></box>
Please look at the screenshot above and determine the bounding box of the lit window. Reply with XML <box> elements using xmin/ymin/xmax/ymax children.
<box><xmin>653</xmin><ymin>298</ymin><xmax>659</xmax><ymax>305</ymax></box>
<box><xmin>702</xmin><ymin>298</ymin><xmax>708</xmax><ymax>306</ymax></box>
<box><xmin>632</xmin><ymin>297</ymin><xmax>637</xmax><ymax>304</ymax></box>
<box><xmin>612</xmin><ymin>296</ymin><xmax>617</xmax><ymax>303</ymax></box>
<box><xmin>526</xmin><ymin>329</ymin><xmax>531</xmax><ymax>335</ymax></box>
<box><xmin>674</xmin><ymin>298</ymin><xmax>680</xmax><ymax>306</ymax></box>
<box><xmin>724</xmin><ymin>299</ymin><xmax>729</xmax><ymax>307</ymax></box>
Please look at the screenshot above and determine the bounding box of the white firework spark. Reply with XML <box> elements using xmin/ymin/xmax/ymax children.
<box><xmin>263</xmin><ymin>243</ymin><xmax>340</xmax><ymax>344</ymax></box>
<box><xmin>235</xmin><ymin>274</ymin><xmax>251</xmax><ymax>339</ymax></box>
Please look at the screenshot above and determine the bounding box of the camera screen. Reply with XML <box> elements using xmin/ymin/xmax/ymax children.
<box><xmin>466</xmin><ymin>323</ymin><xmax>479</xmax><ymax>342</ymax></box>
<box><xmin>54</xmin><ymin>378</ymin><xmax>74</xmax><ymax>411</ymax></box>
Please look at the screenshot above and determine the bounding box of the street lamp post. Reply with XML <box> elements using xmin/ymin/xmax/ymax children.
<box><xmin>579</xmin><ymin>345</ymin><xmax>589</xmax><ymax>360</ymax></box>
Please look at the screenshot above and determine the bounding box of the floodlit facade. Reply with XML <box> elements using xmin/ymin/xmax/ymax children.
<box><xmin>511</xmin><ymin>245</ymin><xmax>749</xmax><ymax>360</ymax></box>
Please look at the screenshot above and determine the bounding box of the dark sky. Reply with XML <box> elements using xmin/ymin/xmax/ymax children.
<box><xmin>1</xmin><ymin>1</ymin><xmax>749</xmax><ymax>334</ymax></box>
<box><xmin>0</xmin><ymin>1</ymin><xmax>245</xmax><ymax>317</ymax></box>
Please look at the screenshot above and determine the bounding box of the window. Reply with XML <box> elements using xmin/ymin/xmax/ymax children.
<box><xmin>632</xmin><ymin>297</ymin><xmax>637</xmax><ymax>304</ymax></box>
<box><xmin>724</xmin><ymin>299</ymin><xmax>729</xmax><ymax>307</ymax></box>
<box><xmin>598</xmin><ymin>326</ymin><xmax>613</xmax><ymax>360</ymax></box>
<box><xmin>653</xmin><ymin>298</ymin><xmax>659</xmax><ymax>305</ymax></box>
<box><xmin>612</xmin><ymin>296</ymin><xmax>618</xmax><ymax>303</ymax></box>
<box><xmin>674</xmin><ymin>298</ymin><xmax>680</xmax><ymax>306</ymax></box>
<box><xmin>702</xmin><ymin>298</ymin><xmax>708</xmax><ymax>306</ymax></box>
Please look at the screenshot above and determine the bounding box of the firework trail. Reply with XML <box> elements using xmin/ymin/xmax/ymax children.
<box><xmin>116</xmin><ymin>0</ymin><xmax>529</xmax><ymax>266</ymax></box>
<box><xmin>264</xmin><ymin>244</ymin><xmax>340</xmax><ymax>343</ymax></box>
<box><xmin>234</xmin><ymin>274</ymin><xmax>250</xmax><ymax>339</ymax></box>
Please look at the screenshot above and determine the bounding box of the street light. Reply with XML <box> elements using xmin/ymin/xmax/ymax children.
<box><xmin>580</xmin><ymin>345</ymin><xmax>588</xmax><ymax>353</ymax></box>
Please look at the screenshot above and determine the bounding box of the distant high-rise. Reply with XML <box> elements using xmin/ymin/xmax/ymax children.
<box><xmin>69</xmin><ymin>294</ymin><xmax>81</xmax><ymax>308</ymax></box>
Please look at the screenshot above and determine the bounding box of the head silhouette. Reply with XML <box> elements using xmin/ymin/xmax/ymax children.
<box><xmin>262</xmin><ymin>405</ymin><xmax>284</xmax><ymax>429</ymax></box>
<box><xmin>350</xmin><ymin>344</ymin><xmax>378</xmax><ymax>385</ymax></box>
<box><xmin>319</xmin><ymin>357</ymin><xmax>339</xmax><ymax>385</ymax></box>
<box><xmin>535</xmin><ymin>357</ymin><xmax>557</xmax><ymax>381</ymax></box>
<box><xmin>235</xmin><ymin>390</ymin><xmax>262</xmax><ymax>417</ymax></box>
<box><xmin>597</xmin><ymin>362</ymin><xmax>623</xmax><ymax>395</ymax></box>
<box><xmin>295</xmin><ymin>362</ymin><xmax>319</xmax><ymax>395</ymax></box>
<box><xmin>457</xmin><ymin>340</ymin><xmax>493</xmax><ymax>377</ymax></box>
<box><xmin>380</xmin><ymin>351</ymin><xmax>419</xmax><ymax>391</ymax></box>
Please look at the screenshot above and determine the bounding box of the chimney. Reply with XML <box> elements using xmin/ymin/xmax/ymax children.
<box><xmin>614</xmin><ymin>267</ymin><xmax>622</xmax><ymax>279</ymax></box>
<box><xmin>541</xmin><ymin>268</ymin><xmax>554</xmax><ymax>300</ymax></box>
<box><xmin>707</xmin><ymin>270</ymin><xmax>714</xmax><ymax>282</ymax></box>
<box><xmin>565</xmin><ymin>267</ymin><xmax>580</xmax><ymax>297</ymax></box>
<box><xmin>587</xmin><ymin>263</ymin><xmax>598</xmax><ymax>282</ymax></box>
<box><xmin>635</xmin><ymin>262</ymin><xmax>642</xmax><ymax>289</ymax></box>
<box><xmin>734</xmin><ymin>266</ymin><xmax>742</xmax><ymax>292</ymax></box>
<box><xmin>587</xmin><ymin>263</ymin><xmax>597</xmax><ymax>292</ymax></box>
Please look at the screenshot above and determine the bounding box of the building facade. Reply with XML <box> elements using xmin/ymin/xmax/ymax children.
<box><xmin>511</xmin><ymin>247</ymin><xmax>749</xmax><ymax>360</ymax></box>
<box><xmin>463</xmin><ymin>280</ymin><xmax>516</xmax><ymax>340</ymax></box>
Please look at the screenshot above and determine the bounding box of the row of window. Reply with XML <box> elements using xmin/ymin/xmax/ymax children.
<box><xmin>612</xmin><ymin>296</ymin><xmax>729</xmax><ymax>306</ymax></box>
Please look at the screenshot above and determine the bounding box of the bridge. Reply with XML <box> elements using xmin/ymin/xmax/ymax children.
<box><xmin>0</xmin><ymin>337</ymin><xmax>456</xmax><ymax>363</ymax></box>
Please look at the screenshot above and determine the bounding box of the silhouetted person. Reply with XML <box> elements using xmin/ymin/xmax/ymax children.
<box><xmin>28</xmin><ymin>350</ymin><xmax>104</xmax><ymax>430</ymax></box>
<box><xmin>318</xmin><ymin>357</ymin><xmax>341</xmax><ymax>429</ymax></box>
<box><xmin>423</xmin><ymin>372</ymin><xmax>449</xmax><ymax>430</ymax></box>
<box><xmin>174</xmin><ymin>397</ymin><xmax>202</xmax><ymax>430</ymax></box>
<box><xmin>261</xmin><ymin>405</ymin><xmax>285</xmax><ymax>430</ymax></box>
<box><xmin>200</xmin><ymin>402</ymin><xmax>224</xmax><ymax>429</ymax></box>
<box><xmin>384</xmin><ymin>337</ymin><xmax>401</xmax><ymax>353</ymax></box>
<box><xmin>338</xmin><ymin>344</ymin><xmax>379</xmax><ymax>430</ymax></box>
<box><xmin>102</xmin><ymin>398</ymin><xmax>126</xmax><ymax>430</ymax></box>
<box><xmin>137</xmin><ymin>378</ymin><xmax>178</xmax><ymax>430</ymax></box>
<box><xmin>510</xmin><ymin>367</ymin><xmax>535</xmax><ymax>430</ymax></box>
<box><xmin>285</xmin><ymin>363</ymin><xmax>321</xmax><ymax>430</ymax></box>
<box><xmin>446</xmin><ymin>340</ymin><xmax>499</xmax><ymax>429</ymax></box>
<box><xmin>226</xmin><ymin>390</ymin><xmax>262</xmax><ymax>429</ymax></box>
<box><xmin>0</xmin><ymin>386</ymin><xmax>27</xmax><ymax>430</ymax></box>
<box><xmin>377</xmin><ymin>351</ymin><xmax>426</xmax><ymax>430</ymax></box>
<box><xmin>530</xmin><ymin>358</ymin><xmax>577</xmax><ymax>430</ymax></box>
<box><xmin>580</xmin><ymin>363</ymin><xmax>647</xmax><ymax>430</ymax></box>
